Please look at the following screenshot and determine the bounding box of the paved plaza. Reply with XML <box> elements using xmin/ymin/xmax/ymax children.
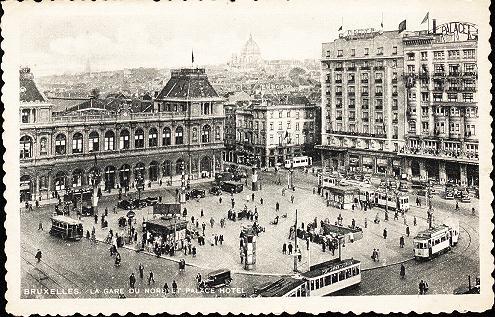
<box><xmin>21</xmin><ymin>168</ymin><xmax>480</xmax><ymax>297</ymax></box>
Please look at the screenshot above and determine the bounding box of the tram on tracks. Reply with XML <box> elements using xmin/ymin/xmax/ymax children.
<box><xmin>413</xmin><ymin>221</ymin><xmax>459</xmax><ymax>260</ymax></box>
<box><xmin>252</xmin><ymin>258</ymin><xmax>361</xmax><ymax>297</ymax></box>
<box><xmin>358</xmin><ymin>187</ymin><xmax>410</xmax><ymax>211</ymax></box>
<box><xmin>284</xmin><ymin>156</ymin><xmax>312</xmax><ymax>169</ymax></box>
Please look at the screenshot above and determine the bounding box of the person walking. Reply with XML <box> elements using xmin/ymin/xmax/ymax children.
<box><xmin>400</xmin><ymin>264</ymin><xmax>406</xmax><ymax>279</ymax></box>
<box><xmin>35</xmin><ymin>249</ymin><xmax>42</xmax><ymax>263</ymax></box>
<box><xmin>413</xmin><ymin>216</ymin><xmax>417</xmax><ymax>226</ymax></box>
<box><xmin>282</xmin><ymin>243</ymin><xmax>287</xmax><ymax>254</ymax></box>
<box><xmin>290</xmin><ymin>195</ymin><xmax>294</xmax><ymax>204</ymax></box>
<box><xmin>419</xmin><ymin>280</ymin><xmax>425</xmax><ymax>295</ymax></box>
<box><xmin>38</xmin><ymin>222</ymin><xmax>43</xmax><ymax>231</ymax></box>
<box><xmin>148</xmin><ymin>270</ymin><xmax>155</xmax><ymax>285</ymax></box>
<box><xmin>260</xmin><ymin>197</ymin><xmax>263</xmax><ymax>205</ymax></box>
<box><xmin>406</xmin><ymin>225</ymin><xmax>410</xmax><ymax>237</ymax></box>
<box><xmin>252</xmin><ymin>193</ymin><xmax>255</xmax><ymax>201</ymax></box>
<box><xmin>455</xmin><ymin>201</ymin><xmax>459</xmax><ymax>211</ymax></box>
<box><xmin>376</xmin><ymin>249</ymin><xmax>380</xmax><ymax>262</ymax></box>
<box><xmin>202</xmin><ymin>222</ymin><xmax>206</xmax><ymax>235</ymax></box>
<box><xmin>275</xmin><ymin>202</ymin><xmax>280</xmax><ymax>212</ymax></box>
<box><xmin>219</xmin><ymin>197</ymin><xmax>222</xmax><ymax>204</ymax></box>
<box><xmin>240</xmin><ymin>249</ymin><xmax>244</xmax><ymax>264</ymax></box>
<box><xmin>138</xmin><ymin>264</ymin><xmax>144</xmax><ymax>279</ymax></box>
<box><xmin>364</xmin><ymin>218</ymin><xmax>368</xmax><ymax>228</ymax></box>
<box><xmin>129</xmin><ymin>273</ymin><xmax>136</xmax><ymax>289</ymax></box>
<box><xmin>383</xmin><ymin>228</ymin><xmax>388</xmax><ymax>239</ymax></box>
<box><xmin>172</xmin><ymin>280</ymin><xmax>178</xmax><ymax>293</ymax></box>
<box><xmin>201</xmin><ymin>209</ymin><xmax>204</xmax><ymax>217</ymax></box>
<box><xmin>399</xmin><ymin>236</ymin><xmax>405</xmax><ymax>248</ymax></box>
<box><xmin>288</xmin><ymin>242</ymin><xmax>293</xmax><ymax>255</ymax></box>
<box><xmin>163</xmin><ymin>282</ymin><xmax>169</xmax><ymax>294</ymax></box>
<box><xmin>306</xmin><ymin>238</ymin><xmax>310</xmax><ymax>251</ymax></box>
<box><xmin>210</xmin><ymin>217</ymin><xmax>215</xmax><ymax>228</ymax></box>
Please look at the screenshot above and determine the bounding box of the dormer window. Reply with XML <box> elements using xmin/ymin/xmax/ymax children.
<box><xmin>21</xmin><ymin>109</ymin><xmax>30</xmax><ymax>123</ymax></box>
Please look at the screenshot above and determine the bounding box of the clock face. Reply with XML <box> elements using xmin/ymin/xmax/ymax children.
<box><xmin>20</xmin><ymin>86</ymin><xmax>26</xmax><ymax>93</ymax></box>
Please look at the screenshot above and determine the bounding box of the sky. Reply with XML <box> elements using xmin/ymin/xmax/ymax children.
<box><xmin>17</xmin><ymin>0</ymin><xmax>487</xmax><ymax>76</ymax></box>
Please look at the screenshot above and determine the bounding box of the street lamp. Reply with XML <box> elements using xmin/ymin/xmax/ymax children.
<box><xmin>89</xmin><ymin>154</ymin><xmax>102</xmax><ymax>216</ymax></box>
<box><xmin>288</xmin><ymin>162</ymin><xmax>294</xmax><ymax>190</ymax></box>
<box><xmin>293</xmin><ymin>208</ymin><xmax>298</xmax><ymax>272</ymax></box>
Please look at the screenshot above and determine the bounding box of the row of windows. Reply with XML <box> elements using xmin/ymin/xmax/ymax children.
<box><xmin>19</xmin><ymin>125</ymin><xmax>221</xmax><ymax>159</ymax></box>
<box><xmin>407</xmin><ymin>49</ymin><xmax>476</xmax><ymax>61</ymax></box>
<box><xmin>329</xmin><ymin>45</ymin><xmax>397</xmax><ymax>58</ymax></box>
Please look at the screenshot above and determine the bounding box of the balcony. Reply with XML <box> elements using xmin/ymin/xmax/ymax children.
<box><xmin>392</xmin><ymin>119</ymin><xmax>398</xmax><ymax>124</ymax></box>
<box><xmin>361</xmin><ymin>92</ymin><xmax>369</xmax><ymax>96</ymax></box>
<box><xmin>361</xmin><ymin>66</ymin><xmax>371</xmax><ymax>70</ymax></box>
<box><xmin>329</xmin><ymin>130</ymin><xmax>386</xmax><ymax>138</ymax></box>
<box><xmin>375</xmin><ymin>78</ymin><xmax>383</xmax><ymax>83</ymax></box>
<box><xmin>392</xmin><ymin>105</ymin><xmax>398</xmax><ymax>111</ymax></box>
<box><xmin>375</xmin><ymin>92</ymin><xmax>383</xmax><ymax>97</ymax></box>
<box><xmin>347</xmin><ymin>67</ymin><xmax>357</xmax><ymax>71</ymax></box>
<box><xmin>326</xmin><ymin>91</ymin><xmax>332</xmax><ymax>96</ymax></box>
<box><xmin>447</xmin><ymin>87</ymin><xmax>460</xmax><ymax>92</ymax></box>
<box><xmin>362</xmin><ymin>117</ymin><xmax>369</xmax><ymax>122</ymax></box>
<box><xmin>361</xmin><ymin>79</ymin><xmax>369</xmax><ymax>84</ymax></box>
<box><xmin>349</xmin><ymin>117</ymin><xmax>356</xmax><ymax>121</ymax></box>
<box><xmin>335</xmin><ymin>79</ymin><xmax>342</xmax><ymax>84</ymax></box>
<box><xmin>335</xmin><ymin>116</ymin><xmax>343</xmax><ymax>121</ymax></box>
<box><xmin>375</xmin><ymin>118</ymin><xmax>384</xmax><ymax>123</ymax></box>
<box><xmin>463</xmin><ymin>87</ymin><xmax>476</xmax><ymax>92</ymax></box>
<box><xmin>336</xmin><ymin>104</ymin><xmax>343</xmax><ymax>108</ymax></box>
<box><xmin>361</xmin><ymin>105</ymin><xmax>369</xmax><ymax>110</ymax></box>
<box><xmin>448</xmin><ymin>72</ymin><xmax>461</xmax><ymax>77</ymax></box>
<box><xmin>463</xmin><ymin>71</ymin><xmax>478</xmax><ymax>77</ymax></box>
<box><xmin>335</xmin><ymin>91</ymin><xmax>342</xmax><ymax>96</ymax></box>
<box><xmin>348</xmin><ymin>79</ymin><xmax>355</xmax><ymax>84</ymax></box>
<box><xmin>418</xmin><ymin>72</ymin><xmax>429</xmax><ymax>79</ymax></box>
<box><xmin>433</xmin><ymin>72</ymin><xmax>446</xmax><ymax>77</ymax></box>
<box><xmin>392</xmin><ymin>78</ymin><xmax>398</xmax><ymax>84</ymax></box>
<box><xmin>433</xmin><ymin>86</ymin><xmax>444</xmax><ymax>92</ymax></box>
<box><xmin>392</xmin><ymin>92</ymin><xmax>398</xmax><ymax>97</ymax></box>
<box><xmin>374</xmin><ymin>66</ymin><xmax>385</xmax><ymax>70</ymax></box>
<box><xmin>325</xmin><ymin>79</ymin><xmax>332</xmax><ymax>83</ymax></box>
<box><xmin>335</xmin><ymin>67</ymin><xmax>344</xmax><ymax>71</ymax></box>
<box><xmin>348</xmin><ymin>92</ymin><xmax>355</xmax><ymax>96</ymax></box>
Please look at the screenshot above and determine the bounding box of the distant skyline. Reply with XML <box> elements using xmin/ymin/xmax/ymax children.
<box><xmin>19</xmin><ymin>0</ymin><xmax>485</xmax><ymax>76</ymax></box>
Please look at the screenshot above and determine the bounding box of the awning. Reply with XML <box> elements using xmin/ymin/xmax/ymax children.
<box><xmin>362</xmin><ymin>157</ymin><xmax>373</xmax><ymax>166</ymax></box>
<box><xmin>392</xmin><ymin>160</ymin><xmax>401</xmax><ymax>167</ymax></box>
<box><xmin>377</xmin><ymin>159</ymin><xmax>388</xmax><ymax>167</ymax></box>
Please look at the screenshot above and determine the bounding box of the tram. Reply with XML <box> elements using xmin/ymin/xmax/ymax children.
<box><xmin>49</xmin><ymin>215</ymin><xmax>84</xmax><ymax>240</ymax></box>
<box><xmin>358</xmin><ymin>187</ymin><xmax>410</xmax><ymax>211</ymax></box>
<box><xmin>252</xmin><ymin>258</ymin><xmax>361</xmax><ymax>297</ymax></box>
<box><xmin>413</xmin><ymin>222</ymin><xmax>459</xmax><ymax>260</ymax></box>
<box><xmin>284</xmin><ymin>156</ymin><xmax>312</xmax><ymax>169</ymax></box>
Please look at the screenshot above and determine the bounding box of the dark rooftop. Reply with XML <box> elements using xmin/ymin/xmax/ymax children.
<box><xmin>255</xmin><ymin>277</ymin><xmax>305</xmax><ymax>297</ymax></box>
<box><xmin>20</xmin><ymin>67</ymin><xmax>47</xmax><ymax>103</ymax></box>
<box><xmin>302</xmin><ymin>258</ymin><xmax>360</xmax><ymax>278</ymax></box>
<box><xmin>156</xmin><ymin>68</ymin><xmax>220</xmax><ymax>100</ymax></box>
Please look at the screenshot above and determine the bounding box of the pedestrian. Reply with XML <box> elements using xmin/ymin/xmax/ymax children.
<box><xmin>371</xmin><ymin>249</ymin><xmax>376</xmax><ymax>262</ymax></box>
<box><xmin>400</xmin><ymin>264</ymin><xmax>406</xmax><ymax>278</ymax></box>
<box><xmin>383</xmin><ymin>228</ymin><xmax>388</xmax><ymax>239</ymax></box>
<box><xmin>214</xmin><ymin>235</ymin><xmax>218</xmax><ymax>246</ymax></box>
<box><xmin>163</xmin><ymin>282</ymin><xmax>169</xmax><ymax>294</ymax></box>
<box><xmin>38</xmin><ymin>222</ymin><xmax>43</xmax><ymax>231</ymax></box>
<box><xmin>275</xmin><ymin>202</ymin><xmax>279</xmax><ymax>212</ymax></box>
<box><xmin>202</xmin><ymin>222</ymin><xmax>206</xmax><ymax>235</ymax></box>
<box><xmin>196</xmin><ymin>273</ymin><xmax>202</xmax><ymax>285</ymax></box>
<box><xmin>260</xmin><ymin>197</ymin><xmax>263</xmax><ymax>205</ymax></box>
<box><xmin>297</xmin><ymin>248</ymin><xmax>302</xmax><ymax>262</ymax></box>
<box><xmin>240</xmin><ymin>249</ymin><xmax>244</xmax><ymax>264</ymax></box>
<box><xmin>413</xmin><ymin>216</ymin><xmax>417</xmax><ymax>226</ymax></box>
<box><xmin>129</xmin><ymin>273</ymin><xmax>136</xmax><ymax>289</ymax></box>
<box><xmin>35</xmin><ymin>249</ymin><xmax>42</xmax><ymax>263</ymax></box>
<box><xmin>191</xmin><ymin>215</ymin><xmax>195</xmax><ymax>224</ymax></box>
<box><xmin>306</xmin><ymin>238</ymin><xmax>310</xmax><ymax>250</ymax></box>
<box><xmin>201</xmin><ymin>209</ymin><xmax>204</xmax><ymax>217</ymax></box>
<box><xmin>252</xmin><ymin>193</ymin><xmax>255</xmax><ymax>201</ymax></box>
<box><xmin>364</xmin><ymin>218</ymin><xmax>368</xmax><ymax>228</ymax></box>
<box><xmin>105</xmin><ymin>207</ymin><xmax>108</xmax><ymax>217</ymax></box>
<box><xmin>138</xmin><ymin>264</ymin><xmax>144</xmax><ymax>279</ymax></box>
<box><xmin>419</xmin><ymin>280</ymin><xmax>425</xmax><ymax>295</ymax></box>
<box><xmin>282</xmin><ymin>243</ymin><xmax>287</xmax><ymax>254</ymax></box>
<box><xmin>172</xmin><ymin>280</ymin><xmax>178</xmax><ymax>293</ymax></box>
<box><xmin>219</xmin><ymin>197</ymin><xmax>222</xmax><ymax>204</ymax></box>
<box><xmin>472</xmin><ymin>207</ymin><xmax>475</xmax><ymax>215</ymax></box>
<box><xmin>455</xmin><ymin>201</ymin><xmax>459</xmax><ymax>211</ymax></box>
<box><xmin>399</xmin><ymin>236</ymin><xmax>405</xmax><ymax>248</ymax></box>
<box><xmin>210</xmin><ymin>217</ymin><xmax>215</xmax><ymax>228</ymax></box>
<box><xmin>94</xmin><ymin>213</ymin><xmax>98</xmax><ymax>224</ymax></box>
<box><xmin>416</xmin><ymin>197</ymin><xmax>420</xmax><ymax>207</ymax></box>
<box><xmin>406</xmin><ymin>226</ymin><xmax>410</xmax><ymax>237</ymax></box>
<box><xmin>322</xmin><ymin>241</ymin><xmax>326</xmax><ymax>252</ymax></box>
<box><xmin>376</xmin><ymin>249</ymin><xmax>380</xmax><ymax>262</ymax></box>
<box><xmin>291</xmin><ymin>195</ymin><xmax>294</xmax><ymax>203</ymax></box>
<box><xmin>148</xmin><ymin>270</ymin><xmax>155</xmax><ymax>284</ymax></box>
<box><xmin>288</xmin><ymin>242</ymin><xmax>293</xmax><ymax>255</ymax></box>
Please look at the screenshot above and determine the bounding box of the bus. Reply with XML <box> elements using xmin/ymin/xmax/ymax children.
<box><xmin>284</xmin><ymin>156</ymin><xmax>312</xmax><ymax>169</ymax></box>
<box><xmin>251</xmin><ymin>258</ymin><xmax>361</xmax><ymax>297</ymax></box>
<box><xmin>413</xmin><ymin>222</ymin><xmax>459</xmax><ymax>260</ymax></box>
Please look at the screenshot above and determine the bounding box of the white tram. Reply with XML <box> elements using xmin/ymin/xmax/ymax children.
<box><xmin>358</xmin><ymin>187</ymin><xmax>410</xmax><ymax>211</ymax></box>
<box><xmin>252</xmin><ymin>258</ymin><xmax>361</xmax><ymax>297</ymax></box>
<box><xmin>413</xmin><ymin>222</ymin><xmax>459</xmax><ymax>260</ymax></box>
<box><xmin>284</xmin><ymin>156</ymin><xmax>312</xmax><ymax>169</ymax></box>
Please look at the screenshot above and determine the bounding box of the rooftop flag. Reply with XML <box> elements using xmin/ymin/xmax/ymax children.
<box><xmin>398</xmin><ymin>19</ymin><xmax>407</xmax><ymax>33</ymax></box>
<box><xmin>421</xmin><ymin>12</ymin><xmax>429</xmax><ymax>24</ymax></box>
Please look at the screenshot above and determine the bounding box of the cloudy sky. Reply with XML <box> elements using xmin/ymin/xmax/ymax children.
<box><xmin>17</xmin><ymin>0</ymin><xmax>486</xmax><ymax>76</ymax></box>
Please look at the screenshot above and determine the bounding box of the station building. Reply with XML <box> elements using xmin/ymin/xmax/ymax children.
<box><xmin>19</xmin><ymin>67</ymin><xmax>225</xmax><ymax>202</ymax></box>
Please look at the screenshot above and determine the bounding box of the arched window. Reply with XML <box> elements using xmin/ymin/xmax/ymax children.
<box><xmin>119</xmin><ymin>129</ymin><xmax>130</xmax><ymax>150</ymax></box>
<box><xmin>55</xmin><ymin>134</ymin><xmax>67</xmax><ymax>155</ymax></box>
<box><xmin>20</xmin><ymin>135</ymin><xmax>33</xmax><ymax>159</ymax></box>
<box><xmin>89</xmin><ymin>131</ymin><xmax>99</xmax><ymax>152</ymax></box>
<box><xmin>148</xmin><ymin>128</ymin><xmax>158</xmax><ymax>147</ymax></box>
<box><xmin>54</xmin><ymin>171</ymin><xmax>66</xmax><ymax>191</ymax></box>
<box><xmin>40</xmin><ymin>137</ymin><xmax>48</xmax><ymax>155</ymax></box>
<box><xmin>104</xmin><ymin>131</ymin><xmax>115</xmax><ymax>151</ymax></box>
<box><xmin>176</xmin><ymin>158</ymin><xmax>185</xmax><ymax>174</ymax></box>
<box><xmin>135</xmin><ymin>128</ymin><xmax>144</xmax><ymax>148</ymax></box>
<box><xmin>215</xmin><ymin>126</ymin><xmax>221</xmax><ymax>140</ymax></box>
<box><xmin>162</xmin><ymin>160</ymin><xmax>172</xmax><ymax>177</ymax></box>
<box><xmin>175</xmin><ymin>126</ymin><xmax>184</xmax><ymax>145</ymax></box>
<box><xmin>162</xmin><ymin>127</ymin><xmax>171</xmax><ymax>146</ymax></box>
<box><xmin>202</xmin><ymin>125</ymin><xmax>211</xmax><ymax>143</ymax></box>
<box><xmin>72</xmin><ymin>132</ymin><xmax>83</xmax><ymax>154</ymax></box>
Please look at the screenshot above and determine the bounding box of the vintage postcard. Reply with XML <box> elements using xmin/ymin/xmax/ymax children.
<box><xmin>2</xmin><ymin>0</ymin><xmax>493</xmax><ymax>315</ymax></box>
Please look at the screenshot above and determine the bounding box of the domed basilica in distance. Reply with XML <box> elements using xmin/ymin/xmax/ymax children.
<box><xmin>230</xmin><ymin>34</ymin><xmax>263</xmax><ymax>69</ymax></box>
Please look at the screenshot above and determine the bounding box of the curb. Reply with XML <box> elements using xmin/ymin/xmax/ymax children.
<box><xmin>361</xmin><ymin>257</ymin><xmax>415</xmax><ymax>272</ymax></box>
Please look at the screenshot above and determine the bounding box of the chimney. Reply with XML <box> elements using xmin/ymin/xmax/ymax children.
<box><xmin>432</xmin><ymin>19</ymin><xmax>437</xmax><ymax>34</ymax></box>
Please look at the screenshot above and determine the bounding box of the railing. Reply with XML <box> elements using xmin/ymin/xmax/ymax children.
<box><xmin>329</xmin><ymin>130</ymin><xmax>387</xmax><ymax>138</ymax></box>
<box><xmin>361</xmin><ymin>66</ymin><xmax>371</xmax><ymax>70</ymax></box>
<box><xmin>375</xmin><ymin>92</ymin><xmax>383</xmax><ymax>96</ymax></box>
<box><xmin>348</xmin><ymin>92</ymin><xmax>355</xmax><ymax>96</ymax></box>
<box><xmin>335</xmin><ymin>67</ymin><xmax>344</xmax><ymax>71</ymax></box>
<box><xmin>374</xmin><ymin>66</ymin><xmax>384</xmax><ymax>70</ymax></box>
<box><xmin>348</xmin><ymin>79</ymin><xmax>355</xmax><ymax>84</ymax></box>
<box><xmin>361</xmin><ymin>79</ymin><xmax>369</xmax><ymax>83</ymax></box>
<box><xmin>391</xmin><ymin>78</ymin><xmax>398</xmax><ymax>84</ymax></box>
<box><xmin>335</xmin><ymin>91</ymin><xmax>342</xmax><ymax>96</ymax></box>
<box><xmin>347</xmin><ymin>67</ymin><xmax>357</xmax><ymax>71</ymax></box>
<box><xmin>361</xmin><ymin>92</ymin><xmax>369</xmax><ymax>96</ymax></box>
<box><xmin>375</xmin><ymin>78</ymin><xmax>383</xmax><ymax>83</ymax></box>
<box><xmin>399</xmin><ymin>147</ymin><xmax>478</xmax><ymax>161</ymax></box>
<box><xmin>335</xmin><ymin>79</ymin><xmax>342</xmax><ymax>84</ymax></box>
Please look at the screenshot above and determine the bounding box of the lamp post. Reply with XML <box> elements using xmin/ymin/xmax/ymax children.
<box><xmin>427</xmin><ymin>186</ymin><xmax>434</xmax><ymax>229</ymax></box>
<box><xmin>293</xmin><ymin>208</ymin><xmax>298</xmax><ymax>272</ymax></box>
<box><xmin>288</xmin><ymin>162</ymin><xmax>294</xmax><ymax>190</ymax></box>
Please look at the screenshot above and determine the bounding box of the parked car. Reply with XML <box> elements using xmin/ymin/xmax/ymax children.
<box><xmin>209</xmin><ymin>186</ymin><xmax>222</xmax><ymax>196</ymax></box>
<box><xmin>444</xmin><ymin>191</ymin><xmax>455</xmax><ymax>200</ymax></box>
<box><xmin>198</xmin><ymin>269</ymin><xmax>232</xmax><ymax>289</ymax></box>
<box><xmin>144</xmin><ymin>196</ymin><xmax>159</xmax><ymax>206</ymax></box>
<box><xmin>117</xmin><ymin>199</ymin><xmax>133</xmax><ymax>210</ymax></box>
<box><xmin>187</xmin><ymin>189</ymin><xmax>206</xmax><ymax>200</ymax></box>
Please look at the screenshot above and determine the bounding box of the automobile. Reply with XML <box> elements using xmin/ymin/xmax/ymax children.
<box><xmin>117</xmin><ymin>199</ymin><xmax>133</xmax><ymax>210</ymax></box>
<box><xmin>187</xmin><ymin>189</ymin><xmax>206</xmax><ymax>200</ymax></box>
<box><xmin>144</xmin><ymin>196</ymin><xmax>159</xmax><ymax>206</ymax></box>
<box><xmin>444</xmin><ymin>191</ymin><xmax>455</xmax><ymax>200</ymax></box>
<box><xmin>209</xmin><ymin>186</ymin><xmax>222</xmax><ymax>196</ymax></box>
<box><xmin>460</xmin><ymin>193</ymin><xmax>471</xmax><ymax>203</ymax></box>
<box><xmin>198</xmin><ymin>269</ymin><xmax>232</xmax><ymax>289</ymax></box>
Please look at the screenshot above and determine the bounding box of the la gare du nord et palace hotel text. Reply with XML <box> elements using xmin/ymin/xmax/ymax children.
<box><xmin>19</xmin><ymin>20</ymin><xmax>479</xmax><ymax>202</ymax></box>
